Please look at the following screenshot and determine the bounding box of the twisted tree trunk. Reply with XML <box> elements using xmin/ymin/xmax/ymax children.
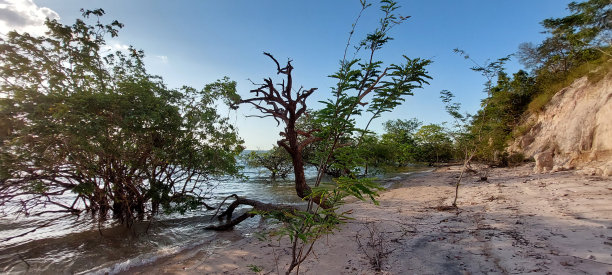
<box><xmin>205</xmin><ymin>195</ymin><xmax>302</xmax><ymax>231</ymax></box>
<box><xmin>207</xmin><ymin>53</ymin><xmax>325</xmax><ymax>230</ymax></box>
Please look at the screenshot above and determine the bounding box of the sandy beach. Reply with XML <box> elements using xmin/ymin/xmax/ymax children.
<box><xmin>123</xmin><ymin>164</ymin><xmax>612</xmax><ymax>274</ymax></box>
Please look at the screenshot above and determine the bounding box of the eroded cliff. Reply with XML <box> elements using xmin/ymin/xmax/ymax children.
<box><xmin>509</xmin><ymin>71</ymin><xmax>612</xmax><ymax>176</ymax></box>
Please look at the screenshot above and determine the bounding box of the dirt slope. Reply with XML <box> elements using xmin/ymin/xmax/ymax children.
<box><xmin>510</xmin><ymin>72</ymin><xmax>612</xmax><ymax>176</ymax></box>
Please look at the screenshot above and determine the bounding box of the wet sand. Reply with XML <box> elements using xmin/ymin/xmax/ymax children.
<box><xmin>123</xmin><ymin>164</ymin><xmax>612</xmax><ymax>274</ymax></box>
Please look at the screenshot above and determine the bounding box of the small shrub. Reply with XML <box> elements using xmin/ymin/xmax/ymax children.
<box><xmin>507</xmin><ymin>152</ymin><xmax>526</xmax><ymax>167</ymax></box>
<box><xmin>356</xmin><ymin>223</ymin><xmax>393</xmax><ymax>271</ymax></box>
<box><xmin>513</xmin><ymin>121</ymin><xmax>535</xmax><ymax>139</ymax></box>
<box><xmin>247</xmin><ymin>264</ymin><xmax>263</xmax><ymax>273</ymax></box>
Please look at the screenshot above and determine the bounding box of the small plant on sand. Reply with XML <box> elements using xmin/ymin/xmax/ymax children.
<box><xmin>356</xmin><ymin>222</ymin><xmax>393</xmax><ymax>271</ymax></box>
<box><xmin>247</xmin><ymin>264</ymin><xmax>263</xmax><ymax>274</ymax></box>
<box><xmin>441</xmin><ymin>50</ymin><xmax>509</xmax><ymax>208</ymax></box>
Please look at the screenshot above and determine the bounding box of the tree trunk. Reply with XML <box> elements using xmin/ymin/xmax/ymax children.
<box><xmin>205</xmin><ymin>195</ymin><xmax>303</xmax><ymax>231</ymax></box>
<box><xmin>291</xmin><ymin>148</ymin><xmax>311</xmax><ymax>199</ymax></box>
<box><xmin>285</xmin><ymin>126</ymin><xmax>330</xmax><ymax>208</ymax></box>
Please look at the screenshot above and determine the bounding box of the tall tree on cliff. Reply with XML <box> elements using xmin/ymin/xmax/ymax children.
<box><xmin>518</xmin><ymin>0</ymin><xmax>611</xmax><ymax>72</ymax></box>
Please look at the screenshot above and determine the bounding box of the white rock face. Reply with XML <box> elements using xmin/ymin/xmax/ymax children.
<box><xmin>509</xmin><ymin>72</ymin><xmax>612</xmax><ymax>176</ymax></box>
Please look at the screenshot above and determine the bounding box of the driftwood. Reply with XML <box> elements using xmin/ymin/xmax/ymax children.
<box><xmin>205</xmin><ymin>194</ymin><xmax>303</xmax><ymax>231</ymax></box>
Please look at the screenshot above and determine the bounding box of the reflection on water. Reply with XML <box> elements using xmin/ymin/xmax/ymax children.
<box><xmin>0</xmin><ymin>159</ymin><xmax>429</xmax><ymax>274</ymax></box>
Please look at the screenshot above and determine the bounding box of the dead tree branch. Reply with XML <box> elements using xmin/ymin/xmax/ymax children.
<box><xmin>206</xmin><ymin>194</ymin><xmax>303</xmax><ymax>231</ymax></box>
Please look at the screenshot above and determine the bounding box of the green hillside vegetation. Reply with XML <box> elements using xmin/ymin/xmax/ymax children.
<box><xmin>527</xmin><ymin>52</ymin><xmax>611</xmax><ymax>113</ymax></box>
<box><xmin>465</xmin><ymin>0</ymin><xmax>611</xmax><ymax>165</ymax></box>
<box><xmin>292</xmin><ymin>0</ymin><xmax>611</xmax><ymax>171</ymax></box>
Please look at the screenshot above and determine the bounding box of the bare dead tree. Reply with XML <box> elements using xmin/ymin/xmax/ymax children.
<box><xmin>241</xmin><ymin>53</ymin><xmax>324</xmax><ymax>203</ymax></box>
<box><xmin>206</xmin><ymin>53</ymin><xmax>325</xmax><ymax>230</ymax></box>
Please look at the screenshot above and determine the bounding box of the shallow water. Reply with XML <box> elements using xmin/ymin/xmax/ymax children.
<box><xmin>0</xmin><ymin>161</ymin><xmax>429</xmax><ymax>274</ymax></box>
<box><xmin>0</xmin><ymin>160</ymin><xmax>314</xmax><ymax>275</ymax></box>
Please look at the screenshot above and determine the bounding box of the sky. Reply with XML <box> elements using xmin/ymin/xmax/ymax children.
<box><xmin>0</xmin><ymin>0</ymin><xmax>575</xmax><ymax>149</ymax></box>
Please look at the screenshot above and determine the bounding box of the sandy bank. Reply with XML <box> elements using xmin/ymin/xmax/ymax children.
<box><xmin>123</xmin><ymin>164</ymin><xmax>612</xmax><ymax>274</ymax></box>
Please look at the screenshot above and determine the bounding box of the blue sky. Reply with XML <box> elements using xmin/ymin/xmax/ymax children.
<box><xmin>2</xmin><ymin>0</ymin><xmax>574</xmax><ymax>149</ymax></box>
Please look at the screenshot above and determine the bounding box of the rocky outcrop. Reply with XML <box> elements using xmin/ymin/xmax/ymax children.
<box><xmin>509</xmin><ymin>71</ymin><xmax>612</xmax><ymax>176</ymax></box>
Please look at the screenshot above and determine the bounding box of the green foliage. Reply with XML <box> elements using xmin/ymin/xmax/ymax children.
<box><xmin>0</xmin><ymin>10</ymin><xmax>243</xmax><ymax>224</ymax></box>
<box><xmin>255</xmin><ymin>172</ymin><xmax>382</xmax><ymax>273</ymax></box>
<box><xmin>245</xmin><ymin>146</ymin><xmax>293</xmax><ymax>180</ymax></box>
<box><xmin>247</xmin><ymin>264</ymin><xmax>263</xmax><ymax>273</ymax></box>
<box><xmin>414</xmin><ymin>124</ymin><xmax>453</xmax><ymax>164</ymax></box>
<box><xmin>518</xmin><ymin>0</ymin><xmax>611</xmax><ymax>73</ymax></box>
<box><xmin>383</xmin><ymin>118</ymin><xmax>421</xmax><ymax>141</ymax></box>
<box><xmin>528</xmin><ymin>52</ymin><xmax>612</xmax><ymax>112</ymax></box>
<box><xmin>440</xmin><ymin>90</ymin><xmax>474</xmax><ymax>160</ymax></box>
<box><xmin>515</xmin><ymin>1</ymin><xmax>612</xmax><ymax>136</ymax></box>
<box><xmin>517</xmin><ymin>0</ymin><xmax>611</xmax><ymax>112</ymax></box>
<box><xmin>429</xmin><ymin>0</ymin><xmax>611</xmax><ymax>208</ymax></box>
<box><xmin>303</xmin><ymin>0</ymin><xmax>431</xmax><ymax>181</ymax></box>
<box><xmin>445</xmin><ymin>50</ymin><xmax>515</xmax><ymax>165</ymax></box>
<box><xmin>380</xmin><ymin>119</ymin><xmax>421</xmax><ymax>166</ymax></box>
<box><xmin>376</xmin><ymin>119</ymin><xmax>456</xmax><ymax>166</ymax></box>
<box><xmin>466</xmin><ymin>69</ymin><xmax>541</xmax><ymax>163</ymax></box>
<box><xmin>356</xmin><ymin>134</ymin><xmax>396</xmax><ymax>173</ymax></box>
<box><xmin>448</xmin><ymin>1</ymin><xmax>611</xmax><ymax>166</ymax></box>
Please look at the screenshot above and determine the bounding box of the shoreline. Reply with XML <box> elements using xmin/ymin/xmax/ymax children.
<box><xmin>123</xmin><ymin>164</ymin><xmax>612</xmax><ymax>274</ymax></box>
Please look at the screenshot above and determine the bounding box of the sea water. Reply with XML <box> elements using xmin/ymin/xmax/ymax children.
<box><xmin>0</xmin><ymin>156</ymin><xmax>427</xmax><ymax>274</ymax></box>
<box><xmin>0</xmin><ymin>154</ymin><xmax>313</xmax><ymax>275</ymax></box>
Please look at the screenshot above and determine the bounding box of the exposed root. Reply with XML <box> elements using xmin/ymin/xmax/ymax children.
<box><xmin>206</xmin><ymin>212</ymin><xmax>256</xmax><ymax>231</ymax></box>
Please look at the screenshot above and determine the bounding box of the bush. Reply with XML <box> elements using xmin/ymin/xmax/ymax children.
<box><xmin>507</xmin><ymin>152</ymin><xmax>527</xmax><ymax>167</ymax></box>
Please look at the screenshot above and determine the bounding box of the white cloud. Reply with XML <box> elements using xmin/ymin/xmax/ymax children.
<box><xmin>103</xmin><ymin>41</ymin><xmax>131</xmax><ymax>53</ymax></box>
<box><xmin>102</xmin><ymin>42</ymin><xmax>169</xmax><ymax>67</ymax></box>
<box><xmin>0</xmin><ymin>0</ymin><xmax>59</xmax><ymax>36</ymax></box>
<box><xmin>155</xmin><ymin>55</ymin><xmax>168</xmax><ymax>64</ymax></box>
